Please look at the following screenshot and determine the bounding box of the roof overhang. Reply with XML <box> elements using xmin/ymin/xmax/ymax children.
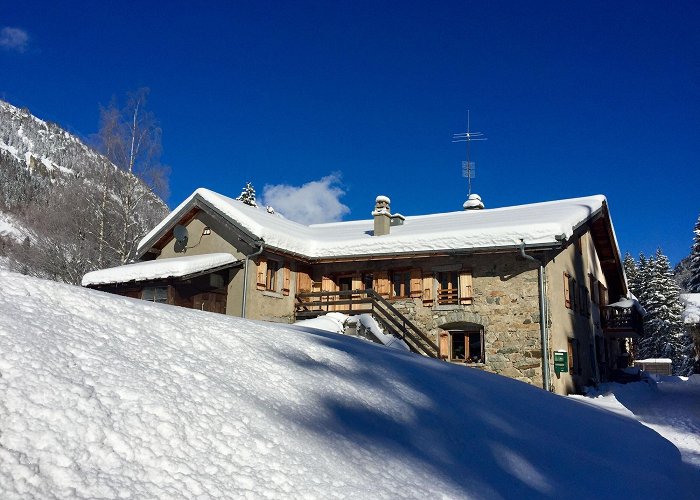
<box><xmin>82</xmin><ymin>253</ymin><xmax>241</xmax><ymax>287</ymax></box>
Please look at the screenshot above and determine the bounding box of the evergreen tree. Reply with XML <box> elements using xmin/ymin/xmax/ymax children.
<box><xmin>687</xmin><ymin>214</ymin><xmax>700</xmax><ymax>292</ymax></box>
<box><xmin>632</xmin><ymin>249</ymin><xmax>694</xmax><ymax>375</ymax></box>
<box><xmin>236</xmin><ymin>182</ymin><xmax>257</xmax><ymax>207</ymax></box>
<box><xmin>623</xmin><ymin>252</ymin><xmax>638</xmax><ymax>296</ymax></box>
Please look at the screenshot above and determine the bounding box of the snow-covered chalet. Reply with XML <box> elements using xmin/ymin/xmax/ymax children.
<box><xmin>82</xmin><ymin>188</ymin><xmax>643</xmax><ymax>394</ymax></box>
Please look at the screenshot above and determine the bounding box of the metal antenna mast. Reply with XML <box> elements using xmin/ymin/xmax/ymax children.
<box><xmin>452</xmin><ymin>110</ymin><xmax>487</xmax><ymax>196</ymax></box>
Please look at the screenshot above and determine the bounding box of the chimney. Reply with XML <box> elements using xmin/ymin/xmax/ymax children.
<box><xmin>372</xmin><ymin>195</ymin><xmax>391</xmax><ymax>236</ymax></box>
<box><xmin>463</xmin><ymin>193</ymin><xmax>484</xmax><ymax>210</ymax></box>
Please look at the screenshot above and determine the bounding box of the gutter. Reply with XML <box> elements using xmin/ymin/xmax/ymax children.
<box><xmin>241</xmin><ymin>240</ymin><xmax>264</xmax><ymax>319</ymax></box>
<box><xmin>520</xmin><ymin>240</ymin><xmax>551</xmax><ymax>392</ymax></box>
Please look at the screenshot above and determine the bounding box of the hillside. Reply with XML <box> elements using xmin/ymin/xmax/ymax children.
<box><xmin>0</xmin><ymin>271</ymin><xmax>691</xmax><ymax>499</ymax></box>
<box><xmin>0</xmin><ymin>99</ymin><xmax>168</xmax><ymax>280</ymax></box>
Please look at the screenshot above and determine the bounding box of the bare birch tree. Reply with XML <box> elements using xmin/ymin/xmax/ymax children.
<box><xmin>97</xmin><ymin>88</ymin><xmax>170</xmax><ymax>264</ymax></box>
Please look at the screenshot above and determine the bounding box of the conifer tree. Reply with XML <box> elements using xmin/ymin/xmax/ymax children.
<box><xmin>623</xmin><ymin>253</ymin><xmax>638</xmax><ymax>296</ymax></box>
<box><xmin>236</xmin><ymin>182</ymin><xmax>257</xmax><ymax>207</ymax></box>
<box><xmin>633</xmin><ymin>249</ymin><xmax>694</xmax><ymax>374</ymax></box>
<box><xmin>687</xmin><ymin>214</ymin><xmax>700</xmax><ymax>293</ymax></box>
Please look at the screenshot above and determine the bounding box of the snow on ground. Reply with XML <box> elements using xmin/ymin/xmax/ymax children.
<box><xmin>681</xmin><ymin>293</ymin><xmax>700</xmax><ymax>324</ymax></box>
<box><xmin>294</xmin><ymin>313</ymin><xmax>410</xmax><ymax>351</ymax></box>
<box><xmin>571</xmin><ymin>377</ymin><xmax>700</xmax><ymax>469</ymax></box>
<box><xmin>0</xmin><ymin>271</ymin><xmax>693</xmax><ymax>499</ymax></box>
<box><xmin>0</xmin><ymin>212</ymin><xmax>26</xmax><ymax>244</ymax></box>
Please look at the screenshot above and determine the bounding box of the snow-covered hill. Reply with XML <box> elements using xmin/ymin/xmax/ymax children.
<box><xmin>0</xmin><ymin>271</ymin><xmax>692</xmax><ymax>498</ymax></box>
<box><xmin>0</xmin><ymin>99</ymin><xmax>168</xmax><ymax>281</ymax></box>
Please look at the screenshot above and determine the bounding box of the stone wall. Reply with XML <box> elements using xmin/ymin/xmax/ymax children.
<box><xmin>377</xmin><ymin>253</ymin><xmax>544</xmax><ymax>387</ymax></box>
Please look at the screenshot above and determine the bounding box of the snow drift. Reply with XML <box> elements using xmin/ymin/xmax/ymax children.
<box><xmin>0</xmin><ymin>271</ymin><xmax>691</xmax><ymax>498</ymax></box>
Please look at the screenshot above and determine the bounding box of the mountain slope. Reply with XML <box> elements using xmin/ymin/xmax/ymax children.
<box><xmin>0</xmin><ymin>271</ymin><xmax>691</xmax><ymax>499</ymax></box>
<box><xmin>0</xmin><ymin>99</ymin><xmax>168</xmax><ymax>279</ymax></box>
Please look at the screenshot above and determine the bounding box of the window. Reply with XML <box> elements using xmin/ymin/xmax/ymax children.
<box><xmin>598</xmin><ymin>283</ymin><xmax>608</xmax><ymax>307</ymax></box>
<box><xmin>580</xmin><ymin>285</ymin><xmax>590</xmax><ymax>316</ymax></box>
<box><xmin>391</xmin><ymin>270</ymin><xmax>412</xmax><ymax>298</ymax></box>
<box><xmin>337</xmin><ymin>275</ymin><xmax>353</xmax><ymax>292</ymax></box>
<box><xmin>564</xmin><ymin>273</ymin><xmax>576</xmax><ymax>311</ymax></box>
<box><xmin>362</xmin><ymin>273</ymin><xmax>374</xmax><ymax>290</ymax></box>
<box><xmin>433</xmin><ymin>269</ymin><xmax>473</xmax><ymax>306</ymax></box>
<box><xmin>567</xmin><ymin>338</ymin><xmax>581</xmax><ymax>375</ymax></box>
<box><xmin>448</xmin><ymin>330</ymin><xmax>484</xmax><ymax>363</ymax></box>
<box><xmin>256</xmin><ymin>256</ymin><xmax>284</xmax><ymax>293</ymax></box>
<box><xmin>142</xmin><ymin>287</ymin><xmax>168</xmax><ymax>303</ymax></box>
<box><xmin>437</xmin><ymin>271</ymin><xmax>459</xmax><ymax>305</ymax></box>
<box><xmin>589</xmin><ymin>274</ymin><xmax>599</xmax><ymax>305</ymax></box>
<box><xmin>266</xmin><ymin>260</ymin><xmax>279</xmax><ymax>291</ymax></box>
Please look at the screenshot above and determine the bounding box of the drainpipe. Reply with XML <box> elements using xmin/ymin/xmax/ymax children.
<box><xmin>520</xmin><ymin>240</ymin><xmax>551</xmax><ymax>392</ymax></box>
<box><xmin>241</xmin><ymin>240</ymin><xmax>264</xmax><ymax>318</ymax></box>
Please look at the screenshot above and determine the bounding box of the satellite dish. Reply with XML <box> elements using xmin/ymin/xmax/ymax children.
<box><xmin>173</xmin><ymin>224</ymin><xmax>189</xmax><ymax>243</ymax></box>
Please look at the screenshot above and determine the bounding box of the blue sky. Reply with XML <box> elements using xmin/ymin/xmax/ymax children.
<box><xmin>1</xmin><ymin>1</ymin><xmax>698</xmax><ymax>265</ymax></box>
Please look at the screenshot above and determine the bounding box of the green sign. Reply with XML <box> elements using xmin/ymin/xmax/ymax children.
<box><xmin>554</xmin><ymin>351</ymin><xmax>568</xmax><ymax>374</ymax></box>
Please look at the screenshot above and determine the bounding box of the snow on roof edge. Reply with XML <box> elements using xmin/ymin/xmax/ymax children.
<box><xmin>82</xmin><ymin>253</ymin><xmax>239</xmax><ymax>287</ymax></box>
<box><xmin>137</xmin><ymin>189</ymin><xmax>610</xmax><ymax>260</ymax></box>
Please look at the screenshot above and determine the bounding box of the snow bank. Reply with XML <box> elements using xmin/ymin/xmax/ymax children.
<box><xmin>572</xmin><ymin>377</ymin><xmax>700</xmax><ymax>471</ymax></box>
<box><xmin>0</xmin><ymin>271</ymin><xmax>691</xmax><ymax>498</ymax></box>
<box><xmin>294</xmin><ymin>313</ymin><xmax>410</xmax><ymax>351</ymax></box>
<box><xmin>81</xmin><ymin>253</ymin><xmax>238</xmax><ymax>286</ymax></box>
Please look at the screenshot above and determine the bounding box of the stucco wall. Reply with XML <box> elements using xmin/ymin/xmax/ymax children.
<box><xmin>156</xmin><ymin>211</ymin><xmax>248</xmax><ymax>316</ymax></box>
<box><xmin>546</xmin><ymin>231</ymin><xmax>614</xmax><ymax>394</ymax></box>
<box><xmin>244</xmin><ymin>252</ymin><xmax>298</xmax><ymax>323</ymax></box>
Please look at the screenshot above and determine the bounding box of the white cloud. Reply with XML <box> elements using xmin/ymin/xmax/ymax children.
<box><xmin>262</xmin><ymin>174</ymin><xmax>350</xmax><ymax>225</ymax></box>
<box><xmin>0</xmin><ymin>27</ymin><xmax>29</xmax><ymax>52</ymax></box>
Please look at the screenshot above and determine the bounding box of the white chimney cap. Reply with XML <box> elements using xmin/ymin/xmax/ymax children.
<box><xmin>375</xmin><ymin>195</ymin><xmax>391</xmax><ymax>204</ymax></box>
<box><xmin>463</xmin><ymin>193</ymin><xmax>485</xmax><ymax>210</ymax></box>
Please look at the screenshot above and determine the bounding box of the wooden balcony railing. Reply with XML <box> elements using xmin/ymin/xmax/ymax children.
<box><xmin>437</xmin><ymin>288</ymin><xmax>458</xmax><ymax>305</ymax></box>
<box><xmin>296</xmin><ymin>289</ymin><xmax>439</xmax><ymax>358</ymax></box>
<box><xmin>601</xmin><ymin>306</ymin><xmax>643</xmax><ymax>337</ymax></box>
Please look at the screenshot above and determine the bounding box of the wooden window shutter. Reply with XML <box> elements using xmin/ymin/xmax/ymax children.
<box><xmin>351</xmin><ymin>274</ymin><xmax>362</xmax><ymax>298</ymax></box>
<box><xmin>459</xmin><ymin>270</ymin><xmax>473</xmax><ymax>305</ymax></box>
<box><xmin>282</xmin><ymin>264</ymin><xmax>291</xmax><ymax>296</ymax></box>
<box><xmin>438</xmin><ymin>331</ymin><xmax>450</xmax><ymax>360</ymax></box>
<box><xmin>564</xmin><ymin>273</ymin><xmax>571</xmax><ymax>308</ymax></box>
<box><xmin>256</xmin><ymin>257</ymin><xmax>267</xmax><ymax>290</ymax></box>
<box><xmin>297</xmin><ymin>270</ymin><xmax>312</xmax><ymax>293</ymax></box>
<box><xmin>422</xmin><ymin>273</ymin><xmax>433</xmax><ymax>306</ymax></box>
<box><xmin>374</xmin><ymin>271</ymin><xmax>390</xmax><ymax>298</ymax></box>
<box><xmin>321</xmin><ymin>276</ymin><xmax>336</xmax><ymax>292</ymax></box>
<box><xmin>410</xmin><ymin>269</ymin><xmax>422</xmax><ymax>298</ymax></box>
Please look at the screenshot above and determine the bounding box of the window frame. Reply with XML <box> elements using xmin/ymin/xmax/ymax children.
<box><xmin>390</xmin><ymin>269</ymin><xmax>412</xmax><ymax>299</ymax></box>
<box><xmin>142</xmin><ymin>286</ymin><xmax>169</xmax><ymax>304</ymax></box>
<box><xmin>447</xmin><ymin>329</ymin><xmax>485</xmax><ymax>364</ymax></box>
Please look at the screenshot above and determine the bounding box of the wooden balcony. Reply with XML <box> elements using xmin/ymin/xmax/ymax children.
<box><xmin>601</xmin><ymin>300</ymin><xmax>644</xmax><ymax>338</ymax></box>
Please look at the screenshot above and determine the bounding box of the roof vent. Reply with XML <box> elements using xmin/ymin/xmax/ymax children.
<box><xmin>463</xmin><ymin>193</ymin><xmax>484</xmax><ymax>210</ymax></box>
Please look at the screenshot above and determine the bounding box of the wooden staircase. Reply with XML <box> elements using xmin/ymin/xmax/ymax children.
<box><xmin>295</xmin><ymin>289</ymin><xmax>439</xmax><ymax>358</ymax></box>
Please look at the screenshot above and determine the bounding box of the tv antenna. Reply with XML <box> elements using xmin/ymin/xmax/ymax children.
<box><xmin>452</xmin><ymin>110</ymin><xmax>487</xmax><ymax>196</ymax></box>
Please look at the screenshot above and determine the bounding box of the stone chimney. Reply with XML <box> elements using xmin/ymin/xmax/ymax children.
<box><xmin>372</xmin><ymin>195</ymin><xmax>392</xmax><ymax>236</ymax></box>
<box><xmin>463</xmin><ymin>193</ymin><xmax>485</xmax><ymax>210</ymax></box>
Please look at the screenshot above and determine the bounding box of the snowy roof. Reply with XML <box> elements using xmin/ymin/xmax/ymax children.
<box><xmin>138</xmin><ymin>188</ymin><xmax>612</xmax><ymax>260</ymax></box>
<box><xmin>82</xmin><ymin>253</ymin><xmax>239</xmax><ymax>287</ymax></box>
<box><xmin>681</xmin><ymin>293</ymin><xmax>700</xmax><ymax>324</ymax></box>
<box><xmin>608</xmin><ymin>297</ymin><xmax>646</xmax><ymax>316</ymax></box>
<box><xmin>635</xmin><ymin>358</ymin><xmax>673</xmax><ymax>364</ymax></box>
